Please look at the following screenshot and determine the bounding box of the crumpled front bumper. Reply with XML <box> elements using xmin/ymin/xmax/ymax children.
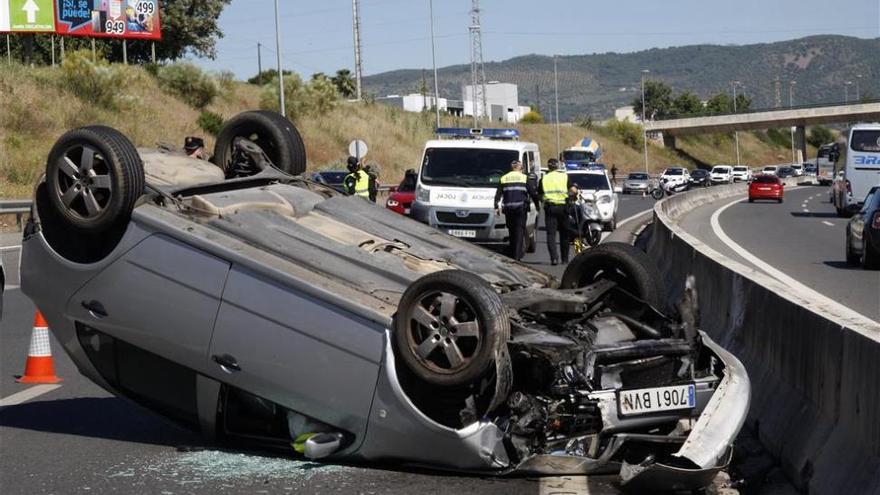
<box><xmin>511</xmin><ymin>332</ymin><xmax>750</xmax><ymax>489</ymax></box>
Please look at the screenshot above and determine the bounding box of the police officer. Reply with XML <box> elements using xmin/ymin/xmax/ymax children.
<box><xmin>540</xmin><ymin>158</ymin><xmax>572</xmax><ymax>265</ymax></box>
<box><xmin>494</xmin><ymin>160</ymin><xmax>537</xmax><ymax>261</ymax></box>
<box><xmin>343</xmin><ymin>156</ymin><xmax>371</xmax><ymax>199</ymax></box>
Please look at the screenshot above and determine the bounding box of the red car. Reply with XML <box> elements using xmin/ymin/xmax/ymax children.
<box><xmin>748</xmin><ymin>174</ymin><xmax>784</xmax><ymax>203</ymax></box>
<box><xmin>386</xmin><ymin>169</ymin><xmax>417</xmax><ymax>215</ymax></box>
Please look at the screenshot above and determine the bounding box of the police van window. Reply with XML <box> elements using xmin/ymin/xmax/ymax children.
<box><xmin>522</xmin><ymin>151</ymin><xmax>530</xmax><ymax>171</ymax></box>
<box><xmin>850</xmin><ymin>130</ymin><xmax>880</xmax><ymax>152</ymax></box>
<box><xmin>421</xmin><ymin>148</ymin><xmax>520</xmax><ymax>186</ymax></box>
<box><xmin>528</xmin><ymin>151</ymin><xmax>535</xmax><ymax>173</ymax></box>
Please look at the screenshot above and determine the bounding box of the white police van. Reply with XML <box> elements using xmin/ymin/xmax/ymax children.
<box><xmin>411</xmin><ymin>128</ymin><xmax>542</xmax><ymax>251</ymax></box>
<box><xmin>833</xmin><ymin>123</ymin><xmax>880</xmax><ymax>216</ymax></box>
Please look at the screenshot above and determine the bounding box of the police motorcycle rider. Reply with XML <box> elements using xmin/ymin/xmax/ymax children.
<box><xmin>343</xmin><ymin>155</ymin><xmax>374</xmax><ymax>201</ymax></box>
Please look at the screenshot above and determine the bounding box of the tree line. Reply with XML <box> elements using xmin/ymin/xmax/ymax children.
<box><xmin>632</xmin><ymin>80</ymin><xmax>752</xmax><ymax>120</ymax></box>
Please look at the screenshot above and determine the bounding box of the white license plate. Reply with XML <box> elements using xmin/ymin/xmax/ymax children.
<box><xmin>618</xmin><ymin>384</ymin><xmax>695</xmax><ymax>416</ymax></box>
<box><xmin>758</xmin><ymin>187</ymin><xmax>771</xmax><ymax>191</ymax></box>
<box><xmin>448</xmin><ymin>229</ymin><xmax>476</xmax><ymax>238</ymax></box>
<box><xmin>404</xmin><ymin>208</ymin><xmax>411</xmax><ymax>215</ymax></box>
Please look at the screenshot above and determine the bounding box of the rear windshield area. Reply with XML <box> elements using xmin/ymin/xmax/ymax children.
<box><xmin>627</xmin><ymin>173</ymin><xmax>649</xmax><ymax>180</ymax></box>
<box><xmin>663</xmin><ymin>168</ymin><xmax>684</xmax><ymax>175</ymax></box>
<box><xmin>754</xmin><ymin>176</ymin><xmax>780</xmax><ymax>184</ymax></box>
<box><xmin>851</xmin><ymin>130</ymin><xmax>880</xmax><ymax>152</ymax></box>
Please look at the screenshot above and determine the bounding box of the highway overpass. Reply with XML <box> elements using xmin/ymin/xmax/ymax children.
<box><xmin>645</xmin><ymin>101</ymin><xmax>880</xmax><ymax>161</ymax></box>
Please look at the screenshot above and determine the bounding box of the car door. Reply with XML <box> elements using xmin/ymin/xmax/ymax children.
<box><xmin>206</xmin><ymin>266</ymin><xmax>384</xmax><ymax>440</ymax></box>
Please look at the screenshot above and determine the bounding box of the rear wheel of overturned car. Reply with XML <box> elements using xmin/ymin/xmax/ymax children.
<box><xmin>213</xmin><ymin>110</ymin><xmax>307</xmax><ymax>176</ymax></box>
<box><xmin>560</xmin><ymin>241</ymin><xmax>667</xmax><ymax>309</ymax></box>
<box><xmin>394</xmin><ymin>270</ymin><xmax>509</xmax><ymax>387</ymax></box>
<box><xmin>45</xmin><ymin>126</ymin><xmax>144</xmax><ymax>234</ymax></box>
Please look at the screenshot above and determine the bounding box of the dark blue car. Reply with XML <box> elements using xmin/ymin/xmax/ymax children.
<box><xmin>846</xmin><ymin>186</ymin><xmax>880</xmax><ymax>269</ymax></box>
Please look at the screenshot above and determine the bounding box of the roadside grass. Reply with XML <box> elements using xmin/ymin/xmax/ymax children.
<box><xmin>1</xmin><ymin>62</ymin><xmax>805</xmax><ymax>198</ymax></box>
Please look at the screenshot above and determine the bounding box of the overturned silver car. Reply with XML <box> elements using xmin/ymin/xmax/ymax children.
<box><xmin>20</xmin><ymin>111</ymin><xmax>749</xmax><ymax>491</ymax></box>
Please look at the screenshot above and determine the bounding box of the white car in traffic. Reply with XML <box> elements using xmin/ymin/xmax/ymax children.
<box><xmin>790</xmin><ymin>163</ymin><xmax>804</xmax><ymax>176</ymax></box>
<box><xmin>731</xmin><ymin>166</ymin><xmax>752</xmax><ymax>182</ymax></box>
<box><xmin>659</xmin><ymin>166</ymin><xmax>691</xmax><ymax>188</ymax></box>
<box><xmin>710</xmin><ymin>165</ymin><xmax>733</xmax><ymax>184</ymax></box>
<box><xmin>567</xmin><ymin>167</ymin><xmax>619</xmax><ymax>231</ymax></box>
<box><xmin>761</xmin><ymin>165</ymin><xmax>778</xmax><ymax>176</ymax></box>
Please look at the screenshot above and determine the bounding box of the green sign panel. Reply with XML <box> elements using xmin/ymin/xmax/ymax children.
<box><xmin>5</xmin><ymin>0</ymin><xmax>55</xmax><ymax>32</ymax></box>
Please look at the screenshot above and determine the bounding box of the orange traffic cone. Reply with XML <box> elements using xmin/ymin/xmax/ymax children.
<box><xmin>17</xmin><ymin>311</ymin><xmax>61</xmax><ymax>384</ymax></box>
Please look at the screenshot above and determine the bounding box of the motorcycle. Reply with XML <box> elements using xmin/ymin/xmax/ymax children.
<box><xmin>570</xmin><ymin>192</ymin><xmax>604</xmax><ymax>253</ymax></box>
<box><xmin>650</xmin><ymin>177</ymin><xmax>689</xmax><ymax>199</ymax></box>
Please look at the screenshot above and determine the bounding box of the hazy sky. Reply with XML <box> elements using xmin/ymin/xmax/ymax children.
<box><xmin>195</xmin><ymin>0</ymin><xmax>880</xmax><ymax>79</ymax></box>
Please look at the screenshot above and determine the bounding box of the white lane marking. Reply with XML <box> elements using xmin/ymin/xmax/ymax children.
<box><xmin>822</xmin><ymin>221</ymin><xmax>835</xmax><ymax>227</ymax></box>
<box><xmin>539</xmin><ymin>475</ymin><xmax>589</xmax><ymax>495</ymax></box>
<box><xmin>0</xmin><ymin>385</ymin><xmax>62</xmax><ymax>407</ymax></box>
<box><xmin>710</xmin><ymin>198</ymin><xmax>880</xmax><ymax>327</ymax></box>
<box><xmin>617</xmin><ymin>207</ymin><xmax>654</xmax><ymax>229</ymax></box>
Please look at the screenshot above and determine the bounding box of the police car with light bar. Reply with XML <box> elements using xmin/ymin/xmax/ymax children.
<box><xmin>566</xmin><ymin>162</ymin><xmax>619</xmax><ymax>231</ymax></box>
<box><xmin>410</xmin><ymin>128</ymin><xmax>543</xmax><ymax>251</ymax></box>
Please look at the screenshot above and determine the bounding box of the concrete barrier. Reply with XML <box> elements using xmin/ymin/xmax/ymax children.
<box><xmin>648</xmin><ymin>182</ymin><xmax>880</xmax><ymax>494</ymax></box>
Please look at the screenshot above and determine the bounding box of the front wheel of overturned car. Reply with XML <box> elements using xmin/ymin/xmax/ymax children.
<box><xmin>560</xmin><ymin>241</ymin><xmax>667</xmax><ymax>309</ymax></box>
<box><xmin>394</xmin><ymin>270</ymin><xmax>509</xmax><ymax>387</ymax></box>
<box><xmin>45</xmin><ymin>126</ymin><xmax>144</xmax><ymax>234</ymax></box>
<box><xmin>213</xmin><ymin>110</ymin><xmax>307</xmax><ymax>176</ymax></box>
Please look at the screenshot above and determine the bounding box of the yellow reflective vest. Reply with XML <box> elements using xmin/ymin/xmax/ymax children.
<box><xmin>346</xmin><ymin>170</ymin><xmax>370</xmax><ymax>197</ymax></box>
<box><xmin>542</xmin><ymin>170</ymin><xmax>568</xmax><ymax>205</ymax></box>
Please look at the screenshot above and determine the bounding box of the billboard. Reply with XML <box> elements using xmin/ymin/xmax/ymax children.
<box><xmin>1</xmin><ymin>0</ymin><xmax>58</xmax><ymax>33</ymax></box>
<box><xmin>54</xmin><ymin>0</ymin><xmax>161</xmax><ymax>39</ymax></box>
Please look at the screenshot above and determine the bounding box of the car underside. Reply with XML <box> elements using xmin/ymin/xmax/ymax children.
<box><xmin>20</xmin><ymin>111</ymin><xmax>749</xmax><ymax>492</ymax></box>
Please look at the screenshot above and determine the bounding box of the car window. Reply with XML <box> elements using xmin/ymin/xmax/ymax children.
<box><xmin>628</xmin><ymin>173</ymin><xmax>649</xmax><ymax>180</ymax></box>
<box><xmin>664</xmin><ymin>169</ymin><xmax>683</xmax><ymax>175</ymax></box>
<box><xmin>733</xmin><ymin>167</ymin><xmax>748</xmax><ymax>172</ymax></box>
<box><xmin>711</xmin><ymin>167</ymin><xmax>729</xmax><ymax>173</ymax></box>
<box><xmin>754</xmin><ymin>176</ymin><xmax>779</xmax><ymax>184</ymax></box>
<box><xmin>861</xmin><ymin>190</ymin><xmax>877</xmax><ymax>212</ymax></box>
<box><xmin>569</xmin><ymin>174</ymin><xmax>610</xmax><ymax>191</ymax></box>
<box><xmin>421</xmin><ymin>147</ymin><xmax>520</xmax><ymax>186</ymax></box>
<box><xmin>850</xmin><ymin>130</ymin><xmax>880</xmax><ymax>152</ymax></box>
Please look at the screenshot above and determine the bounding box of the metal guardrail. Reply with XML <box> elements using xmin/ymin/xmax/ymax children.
<box><xmin>0</xmin><ymin>200</ymin><xmax>31</xmax><ymax>229</ymax></box>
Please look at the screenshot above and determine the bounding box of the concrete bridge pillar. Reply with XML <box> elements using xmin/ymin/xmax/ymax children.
<box><xmin>795</xmin><ymin>125</ymin><xmax>807</xmax><ymax>163</ymax></box>
<box><xmin>662</xmin><ymin>133</ymin><xmax>676</xmax><ymax>149</ymax></box>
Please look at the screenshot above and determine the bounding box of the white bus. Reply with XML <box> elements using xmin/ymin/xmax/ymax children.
<box><xmin>833</xmin><ymin>123</ymin><xmax>880</xmax><ymax>216</ymax></box>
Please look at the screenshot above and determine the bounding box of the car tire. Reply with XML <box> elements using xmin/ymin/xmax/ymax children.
<box><xmin>213</xmin><ymin>110</ymin><xmax>307</xmax><ymax>176</ymax></box>
<box><xmin>560</xmin><ymin>242</ymin><xmax>667</xmax><ymax>309</ymax></box>
<box><xmin>45</xmin><ymin>126</ymin><xmax>144</xmax><ymax>234</ymax></box>
<box><xmin>604</xmin><ymin>214</ymin><xmax>617</xmax><ymax>232</ymax></box>
<box><xmin>748</xmin><ymin>198</ymin><xmax>754</xmax><ymax>203</ymax></box>
<box><xmin>778</xmin><ymin>198</ymin><xmax>783</xmax><ymax>204</ymax></box>
<box><xmin>862</xmin><ymin>236</ymin><xmax>880</xmax><ymax>270</ymax></box>
<box><xmin>845</xmin><ymin>232</ymin><xmax>860</xmax><ymax>265</ymax></box>
<box><xmin>394</xmin><ymin>270</ymin><xmax>509</xmax><ymax>387</ymax></box>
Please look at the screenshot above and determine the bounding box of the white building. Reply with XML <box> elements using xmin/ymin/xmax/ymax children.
<box><xmin>376</xmin><ymin>82</ymin><xmax>531</xmax><ymax>123</ymax></box>
<box><xmin>375</xmin><ymin>94</ymin><xmax>448</xmax><ymax>113</ymax></box>
<box><xmin>462</xmin><ymin>82</ymin><xmax>531</xmax><ymax>123</ymax></box>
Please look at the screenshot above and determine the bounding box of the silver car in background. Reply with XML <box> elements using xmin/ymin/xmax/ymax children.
<box><xmin>622</xmin><ymin>172</ymin><xmax>653</xmax><ymax>194</ymax></box>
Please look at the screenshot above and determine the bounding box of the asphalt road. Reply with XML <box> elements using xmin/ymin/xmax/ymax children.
<box><xmin>677</xmin><ymin>185</ymin><xmax>880</xmax><ymax>322</ymax></box>
<box><xmin>0</xmin><ymin>195</ymin><xmax>657</xmax><ymax>495</ymax></box>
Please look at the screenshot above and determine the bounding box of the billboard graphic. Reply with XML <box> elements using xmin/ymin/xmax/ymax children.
<box><xmin>55</xmin><ymin>0</ymin><xmax>161</xmax><ymax>39</ymax></box>
<box><xmin>1</xmin><ymin>0</ymin><xmax>57</xmax><ymax>32</ymax></box>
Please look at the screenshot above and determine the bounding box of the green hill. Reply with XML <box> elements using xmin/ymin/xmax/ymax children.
<box><xmin>364</xmin><ymin>35</ymin><xmax>879</xmax><ymax>120</ymax></box>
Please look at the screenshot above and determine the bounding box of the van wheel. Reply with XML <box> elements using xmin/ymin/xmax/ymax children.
<box><xmin>394</xmin><ymin>271</ymin><xmax>509</xmax><ymax>387</ymax></box>
<box><xmin>213</xmin><ymin>111</ymin><xmax>307</xmax><ymax>176</ymax></box>
<box><xmin>45</xmin><ymin>126</ymin><xmax>144</xmax><ymax>234</ymax></box>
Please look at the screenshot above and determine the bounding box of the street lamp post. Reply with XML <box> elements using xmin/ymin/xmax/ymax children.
<box><xmin>273</xmin><ymin>0</ymin><xmax>285</xmax><ymax>117</ymax></box>
<box><xmin>845</xmin><ymin>81</ymin><xmax>852</xmax><ymax>104</ymax></box>
<box><xmin>856</xmin><ymin>74</ymin><xmax>862</xmax><ymax>102</ymax></box>
<box><xmin>429</xmin><ymin>0</ymin><xmax>441</xmax><ymax>128</ymax></box>
<box><xmin>554</xmin><ymin>55</ymin><xmax>560</xmax><ymax>160</ymax></box>
<box><xmin>732</xmin><ymin>80</ymin><xmax>742</xmax><ymax>166</ymax></box>
<box><xmin>641</xmin><ymin>69</ymin><xmax>650</xmax><ymax>173</ymax></box>
<box><xmin>789</xmin><ymin>81</ymin><xmax>796</xmax><ymax>164</ymax></box>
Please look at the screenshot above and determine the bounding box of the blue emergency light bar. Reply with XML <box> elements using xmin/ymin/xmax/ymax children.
<box><xmin>436</xmin><ymin>128</ymin><xmax>520</xmax><ymax>140</ymax></box>
<box><xmin>565</xmin><ymin>162</ymin><xmax>606</xmax><ymax>171</ymax></box>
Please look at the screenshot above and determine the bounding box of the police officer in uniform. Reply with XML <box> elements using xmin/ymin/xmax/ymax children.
<box><xmin>343</xmin><ymin>156</ymin><xmax>371</xmax><ymax>199</ymax></box>
<box><xmin>539</xmin><ymin>158</ymin><xmax>572</xmax><ymax>265</ymax></box>
<box><xmin>494</xmin><ymin>160</ymin><xmax>537</xmax><ymax>261</ymax></box>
